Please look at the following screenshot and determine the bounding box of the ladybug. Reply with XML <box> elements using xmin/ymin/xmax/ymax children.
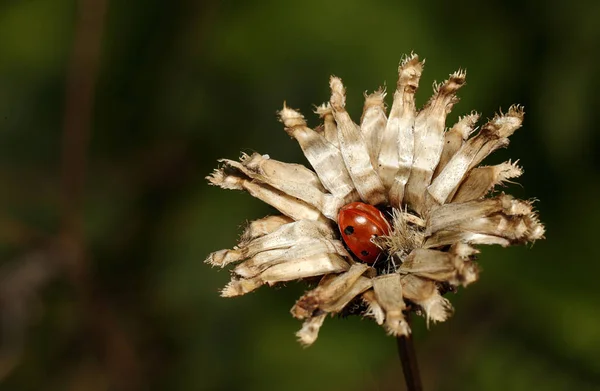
<box><xmin>337</xmin><ymin>202</ymin><xmax>391</xmax><ymax>264</ymax></box>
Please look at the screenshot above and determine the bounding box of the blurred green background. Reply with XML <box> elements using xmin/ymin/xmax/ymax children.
<box><xmin>0</xmin><ymin>0</ymin><xmax>599</xmax><ymax>390</ymax></box>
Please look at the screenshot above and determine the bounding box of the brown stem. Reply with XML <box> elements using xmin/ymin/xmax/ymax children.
<box><xmin>396</xmin><ymin>322</ymin><xmax>423</xmax><ymax>391</ymax></box>
<box><xmin>60</xmin><ymin>0</ymin><xmax>105</xmax><ymax>236</ymax></box>
<box><xmin>59</xmin><ymin>0</ymin><xmax>142</xmax><ymax>389</ymax></box>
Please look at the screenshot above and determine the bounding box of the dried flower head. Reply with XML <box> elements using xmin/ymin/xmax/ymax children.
<box><xmin>206</xmin><ymin>53</ymin><xmax>544</xmax><ymax>346</ymax></box>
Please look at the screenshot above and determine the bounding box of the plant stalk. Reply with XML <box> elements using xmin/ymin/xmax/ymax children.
<box><xmin>396</xmin><ymin>328</ymin><xmax>423</xmax><ymax>391</ymax></box>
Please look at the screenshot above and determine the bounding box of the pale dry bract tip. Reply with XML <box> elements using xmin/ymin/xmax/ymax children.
<box><xmin>314</xmin><ymin>103</ymin><xmax>331</xmax><ymax>117</ymax></box>
<box><xmin>363</xmin><ymin>87</ymin><xmax>387</xmax><ymax>103</ymax></box>
<box><xmin>279</xmin><ymin>103</ymin><xmax>307</xmax><ymax>128</ymax></box>
<box><xmin>296</xmin><ymin>314</ymin><xmax>327</xmax><ymax>347</ymax></box>
<box><xmin>361</xmin><ymin>290</ymin><xmax>385</xmax><ymax>325</ymax></box>
<box><xmin>329</xmin><ymin>76</ymin><xmax>346</xmax><ymax>110</ymax></box>
<box><xmin>422</xmin><ymin>295</ymin><xmax>453</xmax><ymax>326</ymax></box>
<box><xmin>399</xmin><ymin>52</ymin><xmax>422</xmax><ymax>72</ymax></box>
<box><xmin>205</xmin><ymin>53</ymin><xmax>545</xmax><ymax>346</ymax></box>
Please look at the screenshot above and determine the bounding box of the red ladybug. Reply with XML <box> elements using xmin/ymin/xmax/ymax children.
<box><xmin>337</xmin><ymin>202</ymin><xmax>391</xmax><ymax>264</ymax></box>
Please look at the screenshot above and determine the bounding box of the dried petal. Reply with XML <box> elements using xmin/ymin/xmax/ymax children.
<box><xmin>401</xmin><ymin>274</ymin><xmax>453</xmax><ymax>324</ymax></box>
<box><xmin>427</xmin><ymin>106</ymin><xmax>524</xmax><ymax>205</ymax></box>
<box><xmin>206</xmin><ymin>220</ymin><xmax>335</xmax><ymax>267</ymax></box>
<box><xmin>362</xmin><ymin>290</ymin><xmax>385</xmax><ymax>325</ymax></box>
<box><xmin>234</xmin><ymin>238</ymin><xmax>349</xmax><ymax>278</ymax></box>
<box><xmin>321</xmin><ymin>276</ymin><xmax>372</xmax><ymax>313</ymax></box>
<box><xmin>373</xmin><ymin>274</ymin><xmax>410</xmax><ymax>336</ymax></box>
<box><xmin>426</xmin><ymin>194</ymin><xmax>532</xmax><ymax>235</ymax></box>
<box><xmin>400</xmin><ymin>248</ymin><xmax>479</xmax><ymax>287</ymax></box>
<box><xmin>452</xmin><ymin>160</ymin><xmax>522</xmax><ymax>202</ymax></box>
<box><xmin>221</xmin><ymin>253</ymin><xmax>349</xmax><ymax>297</ymax></box>
<box><xmin>452</xmin><ymin>213</ymin><xmax>545</xmax><ymax>244</ymax></box>
<box><xmin>291</xmin><ymin>263</ymin><xmax>370</xmax><ymax>319</ymax></box>
<box><xmin>315</xmin><ymin>103</ymin><xmax>339</xmax><ymax>147</ymax></box>
<box><xmin>237</xmin><ymin>153</ymin><xmax>346</xmax><ymax>219</ymax></box>
<box><xmin>207</xmin><ymin>165</ymin><xmax>325</xmax><ymax>222</ymax></box>
<box><xmin>432</xmin><ymin>112</ymin><xmax>479</xmax><ymax>179</ymax></box>
<box><xmin>470</xmin><ymin>105</ymin><xmax>524</xmax><ymax>169</ymax></box>
<box><xmin>424</xmin><ymin>230</ymin><xmax>511</xmax><ymax>248</ymax></box>
<box><xmin>360</xmin><ymin>88</ymin><xmax>387</xmax><ymax>166</ymax></box>
<box><xmin>232</xmin><ymin>248</ymin><xmax>288</xmax><ymax>277</ymax></box>
<box><xmin>242</xmin><ymin>152</ymin><xmax>325</xmax><ymax>191</ymax></box>
<box><xmin>385</xmin><ymin>54</ymin><xmax>423</xmax><ymax>207</ymax></box>
<box><xmin>259</xmin><ymin>253</ymin><xmax>349</xmax><ymax>283</ymax></box>
<box><xmin>239</xmin><ymin>215</ymin><xmax>293</xmax><ymax>245</ymax></box>
<box><xmin>280</xmin><ymin>104</ymin><xmax>358</xmax><ymax>201</ymax></box>
<box><xmin>296</xmin><ymin>313</ymin><xmax>327</xmax><ymax>347</ymax></box>
<box><xmin>405</xmin><ymin>70</ymin><xmax>466</xmax><ymax>212</ymax></box>
<box><xmin>330</xmin><ymin>76</ymin><xmax>388</xmax><ymax>205</ymax></box>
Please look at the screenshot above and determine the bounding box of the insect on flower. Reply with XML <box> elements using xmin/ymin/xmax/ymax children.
<box><xmin>337</xmin><ymin>202</ymin><xmax>391</xmax><ymax>264</ymax></box>
<box><xmin>205</xmin><ymin>53</ymin><xmax>545</xmax><ymax>346</ymax></box>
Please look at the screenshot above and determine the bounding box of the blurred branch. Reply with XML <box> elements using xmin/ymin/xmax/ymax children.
<box><xmin>60</xmin><ymin>0</ymin><xmax>105</xmax><ymax>239</ymax></box>
<box><xmin>59</xmin><ymin>0</ymin><xmax>142</xmax><ymax>390</ymax></box>
<box><xmin>1</xmin><ymin>0</ymin><xmax>219</xmax><ymax>387</ymax></box>
<box><xmin>0</xmin><ymin>0</ymin><xmax>141</xmax><ymax>388</ymax></box>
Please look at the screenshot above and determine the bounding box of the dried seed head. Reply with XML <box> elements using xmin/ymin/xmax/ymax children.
<box><xmin>205</xmin><ymin>54</ymin><xmax>545</xmax><ymax>346</ymax></box>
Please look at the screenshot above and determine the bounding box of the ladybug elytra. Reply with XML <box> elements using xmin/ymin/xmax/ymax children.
<box><xmin>337</xmin><ymin>202</ymin><xmax>391</xmax><ymax>264</ymax></box>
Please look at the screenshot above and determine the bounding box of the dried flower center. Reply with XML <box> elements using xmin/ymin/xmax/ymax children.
<box><xmin>376</xmin><ymin>207</ymin><xmax>425</xmax><ymax>259</ymax></box>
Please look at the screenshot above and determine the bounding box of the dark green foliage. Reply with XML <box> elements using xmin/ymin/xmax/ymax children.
<box><xmin>0</xmin><ymin>0</ymin><xmax>598</xmax><ymax>390</ymax></box>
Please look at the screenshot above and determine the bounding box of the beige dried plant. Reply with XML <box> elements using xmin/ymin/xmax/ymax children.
<box><xmin>206</xmin><ymin>53</ymin><xmax>544</xmax><ymax>346</ymax></box>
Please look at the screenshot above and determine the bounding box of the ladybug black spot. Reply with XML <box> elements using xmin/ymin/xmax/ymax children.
<box><xmin>344</xmin><ymin>226</ymin><xmax>355</xmax><ymax>235</ymax></box>
<box><xmin>361</xmin><ymin>250</ymin><xmax>369</xmax><ymax>256</ymax></box>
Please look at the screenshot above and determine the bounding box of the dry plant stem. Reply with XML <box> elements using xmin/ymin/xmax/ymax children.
<box><xmin>396</xmin><ymin>316</ymin><xmax>423</xmax><ymax>391</ymax></box>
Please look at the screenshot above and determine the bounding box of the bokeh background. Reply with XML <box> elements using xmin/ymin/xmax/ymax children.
<box><xmin>0</xmin><ymin>0</ymin><xmax>599</xmax><ymax>390</ymax></box>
